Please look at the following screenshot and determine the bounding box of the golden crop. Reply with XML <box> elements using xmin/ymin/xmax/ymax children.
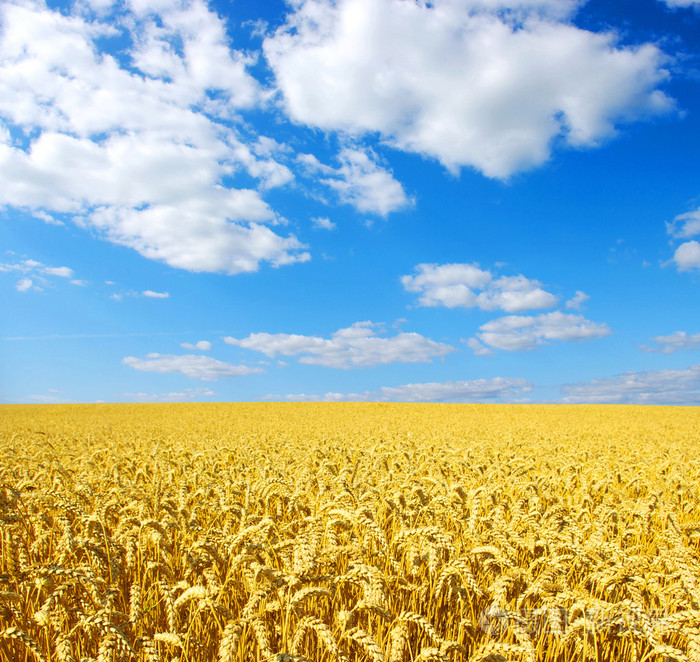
<box><xmin>1</xmin><ymin>403</ymin><xmax>700</xmax><ymax>662</ymax></box>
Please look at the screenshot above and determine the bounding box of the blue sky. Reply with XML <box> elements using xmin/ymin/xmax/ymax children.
<box><xmin>1</xmin><ymin>0</ymin><xmax>700</xmax><ymax>404</ymax></box>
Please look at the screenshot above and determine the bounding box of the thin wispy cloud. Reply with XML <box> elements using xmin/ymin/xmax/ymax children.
<box><xmin>275</xmin><ymin>377</ymin><xmax>533</xmax><ymax>402</ymax></box>
<box><xmin>641</xmin><ymin>331</ymin><xmax>700</xmax><ymax>354</ymax></box>
<box><xmin>181</xmin><ymin>340</ymin><xmax>213</xmax><ymax>351</ymax></box>
<box><xmin>0</xmin><ymin>257</ymin><xmax>80</xmax><ymax>292</ymax></box>
<box><xmin>562</xmin><ymin>364</ymin><xmax>700</xmax><ymax>404</ymax></box>
<box><xmin>122</xmin><ymin>354</ymin><xmax>264</xmax><ymax>381</ymax></box>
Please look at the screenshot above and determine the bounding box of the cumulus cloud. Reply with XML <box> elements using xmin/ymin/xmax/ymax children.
<box><xmin>181</xmin><ymin>340</ymin><xmax>213</xmax><ymax>351</ymax></box>
<box><xmin>142</xmin><ymin>290</ymin><xmax>169</xmax><ymax>298</ymax></box>
<box><xmin>666</xmin><ymin>208</ymin><xmax>700</xmax><ymax>271</ymax></box>
<box><xmin>0</xmin><ymin>0</ymin><xmax>308</xmax><ymax>274</ymax></box>
<box><xmin>122</xmin><ymin>353</ymin><xmax>263</xmax><ymax>380</ymax></box>
<box><xmin>672</xmin><ymin>241</ymin><xmax>700</xmax><ymax>271</ymax></box>
<box><xmin>264</xmin><ymin>0</ymin><xmax>673</xmax><ymax>178</ymax></box>
<box><xmin>402</xmin><ymin>263</ymin><xmax>558</xmax><ymax>312</ymax></box>
<box><xmin>472</xmin><ymin>311</ymin><xmax>611</xmax><ymax>352</ymax></box>
<box><xmin>276</xmin><ymin>376</ymin><xmax>533</xmax><ymax>402</ymax></box>
<box><xmin>299</xmin><ymin>147</ymin><xmax>410</xmax><ymax>216</ymax></box>
<box><xmin>224</xmin><ymin>321</ymin><xmax>455</xmax><ymax>368</ymax></box>
<box><xmin>641</xmin><ymin>331</ymin><xmax>700</xmax><ymax>354</ymax></box>
<box><xmin>561</xmin><ymin>364</ymin><xmax>700</xmax><ymax>404</ymax></box>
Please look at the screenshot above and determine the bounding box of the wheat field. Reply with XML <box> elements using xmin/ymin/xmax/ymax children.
<box><xmin>1</xmin><ymin>403</ymin><xmax>700</xmax><ymax>662</ymax></box>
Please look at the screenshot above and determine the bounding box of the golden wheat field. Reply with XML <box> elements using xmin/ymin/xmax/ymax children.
<box><xmin>1</xmin><ymin>403</ymin><xmax>700</xmax><ymax>662</ymax></box>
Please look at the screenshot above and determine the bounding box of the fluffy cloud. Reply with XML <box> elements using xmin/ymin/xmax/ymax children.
<box><xmin>672</xmin><ymin>241</ymin><xmax>700</xmax><ymax>271</ymax></box>
<box><xmin>402</xmin><ymin>263</ymin><xmax>558</xmax><ymax>312</ymax></box>
<box><xmin>224</xmin><ymin>321</ymin><xmax>455</xmax><ymax>368</ymax></box>
<box><xmin>277</xmin><ymin>376</ymin><xmax>533</xmax><ymax>402</ymax></box>
<box><xmin>562</xmin><ymin>364</ymin><xmax>700</xmax><ymax>404</ymax></box>
<box><xmin>666</xmin><ymin>208</ymin><xmax>700</xmax><ymax>271</ymax></box>
<box><xmin>142</xmin><ymin>290</ymin><xmax>169</xmax><ymax>298</ymax></box>
<box><xmin>0</xmin><ymin>0</ymin><xmax>308</xmax><ymax>274</ymax></box>
<box><xmin>641</xmin><ymin>331</ymin><xmax>700</xmax><ymax>354</ymax></box>
<box><xmin>181</xmin><ymin>340</ymin><xmax>213</xmax><ymax>351</ymax></box>
<box><xmin>472</xmin><ymin>311</ymin><xmax>611</xmax><ymax>351</ymax></box>
<box><xmin>0</xmin><ymin>256</ymin><xmax>78</xmax><ymax>291</ymax></box>
<box><xmin>299</xmin><ymin>147</ymin><xmax>410</xmax><ymax>216</ymax></box>
<box><xmin>122</xmin><ymin>353</ymin><xmax>263</xmax><ymax>380</ymax></box>
<box><xmin>264</xmin><ymin>0</ymin><xmax>672</xmax><ymax>178</ymax></box>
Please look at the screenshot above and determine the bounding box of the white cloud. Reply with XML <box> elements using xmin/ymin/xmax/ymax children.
<box><xmin>666</xmin><ymin>207</ymin><xmax>700</xmax><ymax>271</ymax></box>
<box><xmin>465</xmin><ymin>337</ymin><xmax>496</xmax><ymax>356</ymax></box>
<box><xmin>83</xmin><ymin>204</ymin><xmax>309</xmax><ymax>274</ymax></box>
<box><xmin>181</xmin><ymin>340</ymin><xmax>212</xmax><ymax>351</ymax></box>
<box><xmin>0</xmin><ymin>0</ymin><xmax>308</xmax><ymax>274</ymax></box>
<box><xmin>122</xmin><ymin>353</ymin><xmax>263</xmax><ymax>380</ymax></box>
<box><xmin>297</xmin><ymin>153</ymin><xmax>335</xmax><ymax>175</ymax></box>
<box><xmin>660</xmin><ymin>0</ymin><xmax>700</xmax><ymax>7</ymax></box>
<box><xmin>28</xmin><ymin>391</ymin><xmax>69</xmax><ymax>403</ymax></box>
<box><xmin>277</xmin><ymin>377</ymin><xmax>533</xmax><ymax>402</ymax></box>
<box><xmin>672</xmin><ymin>241</ymin><xmax>700</xmax><ymax>271</ymax></box>
<box><xmin>565</xmin><ymin>290</ymin><xmax>589</xmax><ymax>309</ymax></box>
<box><xmin>473</xmin><ymin>311</ymin><xmax>611</xmax><ymax>351</ymax></box>
<box><xmin>124</xmin><ymin>387</ymin><xmax>216</xmax><ymax>402</ymax></box>
<box><xmin>562</xmin><ymin>364</ymin><xmax>700</xmax><ymax>404</ymax></box>
<box><xmin>224</xmin><ymin>321</ymin><xmax>455</xmax><ymax>368</ymax></box>
<box><xmin>32</xmin><ymin>210</ymin><xmax>63</xmax><ymax>226</ymax></box>
<box><xmin>667</xmin><ymin>209</ymin><xmax>700</xmax><ymax>240</ymax></box>
<box><xmin>0</xmin><ymin>258</ymin><xmax>73</xmax><ymax>277</ymax></box>
<box><xmin>41</xmin><ymin>266</ymin><xmax>72</xmax><ymax>278</ymax></box>
<box><xmin>300</xmin><ymin>147</ymin><xmax>410</xmax><ymax>216</ymax></box>
<box><xmin>402</xmin><ymin>262</ymin><xmax>558</xmax><ymax>312</ymax></box>
<box><xmin>1</xmin><ymin>257</ymin><xmax>78</xmax><ymax>291</ymax></box>
<box><xmin>16</xmin><ymin>277</ymin><xmax>34</xmax><ymax>292</ymax></box>
<box><xmin>109</xmin><ymin>289</ymin><xmax>171</xmax><ymax>300</ymax></box>
<box><xmin>264</xmin><ymin>0</ymin><xmax>673</xmax><ymax>178</ymax></box>
<box><xmin>311</xmin><ymin>216</ymin><xmax>336</xmax><ymax>230</ymax></box>
<box><xmin>641</xmin><ymin>331</ymin><xmax>700</xmax><ymax>354</ymax></box>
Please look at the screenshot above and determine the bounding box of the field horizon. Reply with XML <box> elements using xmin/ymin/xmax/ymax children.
<box><xmin>2</xmin><ymin>404</ymin><xmax>700</xmax><ymax>661</ymax></box>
